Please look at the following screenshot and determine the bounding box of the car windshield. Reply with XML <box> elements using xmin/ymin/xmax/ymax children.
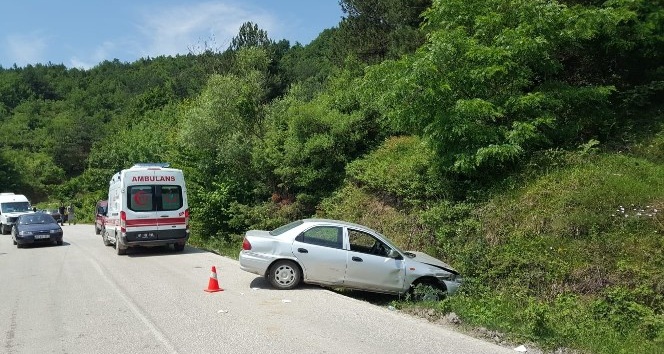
<box><xmin>270</xmin><ymin>220</ymin><xmax>304</xmax><ymax>236</ymax></box>
<box><xmin>1</xmin><ymin>202</ymin><xmax>30</xmax><ymax>213</ymax></box>
<box><xmin>19</xmin><ymin>214</ymin><xmax>56</xmax><ymax>225</ymax></box>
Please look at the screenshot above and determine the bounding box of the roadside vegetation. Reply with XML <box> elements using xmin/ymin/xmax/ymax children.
<box><xmin>1</xmin><ymin>1</ymin><xmax>661</xmax><ymax>353</ymax></box>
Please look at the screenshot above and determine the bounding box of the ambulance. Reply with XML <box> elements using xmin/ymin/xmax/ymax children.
<box><xmin>0</xmin><ymin>193</ymin><xmax>33</xmax><ymax>234</ymax></box>
<box><xmin>103</xmin><ymin>163</ymin><xmax>189</xmax><ymax>255</ymax></box>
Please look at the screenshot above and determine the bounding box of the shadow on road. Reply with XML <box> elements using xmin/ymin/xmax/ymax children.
<box><xmin>124</xmin><ymin>245</ymin><xmax>208</xmax><ymax>257</ymax></box>
<box><xmin>248</xmin><ymin>277</ymin><xmax>321</xmax><ymax>291</ymax></box>
<box><xmin>15</xmin><ymin>241</ymin><xmax>71</xmax><ymax>249</ymax></box>
<box><xmin>246</xmin><ymin>276</ymin><xmax>399</xmax><ymax>306</ymax></box>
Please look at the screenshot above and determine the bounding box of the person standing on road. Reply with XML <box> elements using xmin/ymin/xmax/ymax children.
<box><xmin>58</xmin><ymin>203</ymin><xmax>66</xmax><ymax>226</ymax></box>
<box><xmin>67</xmin><ymin>204</ymin><xmax>76</xmax><ymax>225</ymax></box>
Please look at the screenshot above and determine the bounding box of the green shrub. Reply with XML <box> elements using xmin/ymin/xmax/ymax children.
<box><xmin>346</xmin><ymin>135</ymin><xmax>453</xmax><ymax>207</ymax></box>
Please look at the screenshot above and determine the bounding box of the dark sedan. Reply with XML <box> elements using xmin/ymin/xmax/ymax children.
<box><xmin>12</xmin><ymin>213</ymin><xmax>63</xmax><ymax>248</ymax></box>
<box><xmin>41</xmin><ymin>209</ymin><xmax>67</xmax><ymax>223</ymax></box>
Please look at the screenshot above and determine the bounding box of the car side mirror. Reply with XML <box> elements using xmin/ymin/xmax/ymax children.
<box><xmin>388</xmin><ymin>249</ymin><xmax>402</xmax><ymax>259</ymax></box>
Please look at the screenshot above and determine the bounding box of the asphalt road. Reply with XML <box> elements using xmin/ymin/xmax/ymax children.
<box><xmin>0</xmin><ymin>224</ymin><xmax>515</xmax><ymax>354</ymax></box>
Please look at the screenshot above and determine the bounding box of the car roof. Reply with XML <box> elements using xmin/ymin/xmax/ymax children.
<box><xmin>301</xmin><ymin>218</ymin><xmax>378</xmax><ymax>233</ymax></box>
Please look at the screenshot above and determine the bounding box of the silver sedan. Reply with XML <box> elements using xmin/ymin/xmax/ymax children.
<box><xmin>239</xmin><ymin>219</ymin><xmax>461</xmax><ymax>298</ymax></box>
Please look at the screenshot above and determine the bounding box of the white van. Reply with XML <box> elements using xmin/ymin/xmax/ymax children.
<box><xmin>103</xmin><ymin>163</ymin><xmax>190</xmax><ymax>255</ymax></box>
<box><xmin>0</xmin><ymin>193</ymin><xmax>33</xmax><ymax>234</ymax></box>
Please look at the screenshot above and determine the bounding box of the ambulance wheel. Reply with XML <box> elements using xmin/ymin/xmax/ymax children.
<box><xmin>173</xmin><ymin>243</ymin><xmax>185</xmax><ymax>252</ymax></box>
<box><xmin>115</xmin><ymin>237</ymin><xmax>127</xmax><ymax>255</ymax></box>
<box><xmin>102</xmin><ymin>229</ymin><xmax>111</xmax><ymax>246</ymax></box>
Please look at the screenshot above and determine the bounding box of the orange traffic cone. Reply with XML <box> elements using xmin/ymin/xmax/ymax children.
<box><xmin>204</xmin><ymin>266</ymin><xmax>224</xmax><ymax>292</ymax></box>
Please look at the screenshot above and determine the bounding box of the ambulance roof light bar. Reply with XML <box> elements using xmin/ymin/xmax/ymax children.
<box><xmin>131</xmin><ymin>162</ymin><xmax>171</xmax><ymax>169</ymax></box>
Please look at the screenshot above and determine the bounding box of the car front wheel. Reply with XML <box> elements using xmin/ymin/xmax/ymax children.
<box><xmin>410</xmin><ymin>280</ymin><xmax>447</xmax><ymax>302</ymax></box>
<box><xmin>268</xmin><ymin>260</ymin><xmax>301</xmax><ymax>290</ymax></box>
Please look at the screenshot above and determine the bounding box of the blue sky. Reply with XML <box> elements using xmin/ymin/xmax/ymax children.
<box><xmin>0</xmin><ymin>1</ymin><xmax>344</xmax><ymax>69</ymax></box>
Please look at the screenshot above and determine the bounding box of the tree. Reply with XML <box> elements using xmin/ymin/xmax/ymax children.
<box><xmin>360</xmin><ymin>0</ymin><xmax>659</xmax><ymax>179</ymax></box>
<box><xmin>0</xmin><ymin>150</ymin><xmax>21</xmax><ymax>193</ymax></box>
<box><xmin>254</xmin><ymin>87</ymin><xmax>378</xmax><ymax>215</ymax></box>
<box><xmin>229</xmin><ymin>22</ymin><xmax>272</xmax><ymax>51</ymax></box>
<box><xmin>176</xmin><ymin>47</ymin><xmax>270</xmax><ymax>235</ymax></box>
<box><xmin>337</xmin><ymin>0</ymin><xmax>432</xmax><ymax>62</ymax></box>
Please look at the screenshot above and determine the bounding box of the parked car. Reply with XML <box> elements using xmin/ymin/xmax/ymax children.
<box><xmin>239</xmin><ymin>219</ymin><xmax>462</xmax><ymax>299</ymax></box>
<box><xmin>41</xmin><ymin>209</ymin><xmax>62</xmax><ymax>223</ymax></box>
<box><xmin>95</xmin><ymin>200</ymin><xmax>108</xmax><ymax>235</ymax></box>
<box><xmin>12</xmin><ymin>213</ymin><xmax>63</xmax><ymax>248</ymax></box>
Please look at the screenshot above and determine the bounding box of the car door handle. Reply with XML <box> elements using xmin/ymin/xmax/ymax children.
<box><xmin>297</xmin><ymin>248</ymin><xmax>308</xmax><ymax>253</ymax></box>
<box><xmin>352</xmin><ymin>256</ymin><xmax>363</xmax><ymax>262</ymax></box>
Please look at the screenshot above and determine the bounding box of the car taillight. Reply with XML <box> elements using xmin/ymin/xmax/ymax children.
<box><xmin>184</xmin><ymin>208</ymin><xmax>190</xmax><ymax>230</ymax></box>
<box><xmin>242</xmin><ymin>238</ymin><xmax>251</xmax><ymax>250</ymax></box>
<box><xmin>120</xmin><ymin>211</ymin><xmax>126</xmax><ymax>233</ymax></box>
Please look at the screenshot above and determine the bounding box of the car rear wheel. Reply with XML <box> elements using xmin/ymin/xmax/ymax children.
<box><xmin>268</xmin><ymin>260</ymin><xmax>301</xmax><ymax>290</ymax></box>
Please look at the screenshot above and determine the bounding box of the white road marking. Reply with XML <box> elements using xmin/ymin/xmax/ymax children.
<box><xmin>90</xmin><ymin>258</ymin><xmax>179</xmax><ymax>354</ymax></box>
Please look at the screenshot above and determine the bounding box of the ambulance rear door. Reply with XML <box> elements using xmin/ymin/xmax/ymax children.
<box><xmin>125</xmin><ymin>170</ymin><xmax>159</xmax><ymax>241</ymax></box>
<box><xmin>154</xmin><ymin>169</ymin><xmax>187</xmax><ymax>240</ymax></box>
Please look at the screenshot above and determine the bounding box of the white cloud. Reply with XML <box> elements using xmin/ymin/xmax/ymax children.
<box><xmin>5</xmin><ymin>33</ymin><xmax>48</xmax><ymax>66</ymax></box>
<box><xmin>137</xmin><ymin>1</ymin><xmax>277</xmax><ymax>58</ymax></box>
<box><xmin>69</xmin><ymin>41</ymin><xmax>118</xmax><ymax>69</ymax></box>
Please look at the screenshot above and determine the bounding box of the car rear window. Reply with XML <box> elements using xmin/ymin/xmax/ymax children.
<box><xmin>128</xmin><ymin>185</ymin><xmax>183</xmax><ymax>212</ymax></box>
<box><xmin>270</xmin><ymin>220</ymin><xmax>303</xmax><ymax>236</ymax></box>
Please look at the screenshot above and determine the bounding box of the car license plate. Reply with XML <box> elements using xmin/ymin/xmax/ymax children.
<box><xmin>34</xmin><ymin>234</ymin><xmax>49</xmax><ymax>239</ymax></box>
<box><xmin>137</xmin><ymin>232</ymin><xmax>156</xmax><ymax>239</ymax></box>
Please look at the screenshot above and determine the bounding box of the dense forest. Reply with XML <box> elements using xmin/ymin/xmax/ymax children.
<box><xmin>1</xmin><ymin>0</ymin><xmax>662</xmax><ymax>353</ymax></box>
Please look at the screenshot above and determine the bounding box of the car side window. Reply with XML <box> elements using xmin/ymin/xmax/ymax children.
<box><xmin>348</xmin><ymin>229</ymin><xmax>391</xmax><ymax>257</ymax></box>
<box><xmin>297</xmin><ymin>226</ymin><xmax>343</xmax><ymax>249</ymax></box>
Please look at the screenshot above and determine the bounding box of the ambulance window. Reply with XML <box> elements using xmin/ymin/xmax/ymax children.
<box><xmin>128</xmin><ymin>186</ymin><xmax>154</xmax><ymax>212</ymax></box>
<box><xmin>160</xmin><ymin>186</ymin><xmax>182</xmax><ymax>211</ymax></box>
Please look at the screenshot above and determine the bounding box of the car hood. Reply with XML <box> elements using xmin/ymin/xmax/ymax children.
<box><xmin>408</xmin><ymin>251</ymin><xmax>459</xmax><ymax>275</ymax></box>
<box><xmin>5</xmin><ymin>211</ymin><xmax>31</xmax><ymax>216</ymax></box>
